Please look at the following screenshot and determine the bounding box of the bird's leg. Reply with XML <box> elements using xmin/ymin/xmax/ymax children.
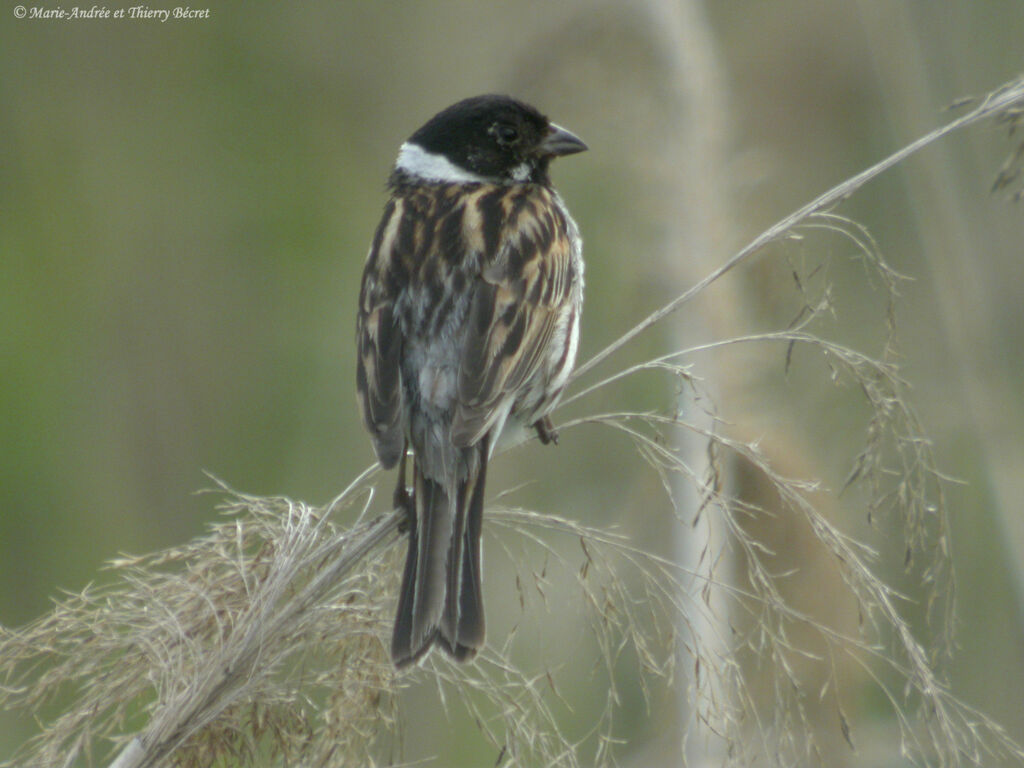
<box><xmin>533</xmin><ymin>415</ymin><xmax>559</xmax><ymax>446</ymax></box>
<box><xmin>393</xmin><ymin>445</ymin><xmax>414</xmax><ymax>533</ymax></box>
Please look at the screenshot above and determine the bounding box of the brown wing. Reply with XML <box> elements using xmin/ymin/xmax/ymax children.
<box><xmin>356</xmin><ymin>199</ymin><xmax>405</xmax><ymax>468</ymax></box>
<box><xmin>451</xmin><ymin>191</ymin><xmax>576</xmax><ymax>447</ymax></box>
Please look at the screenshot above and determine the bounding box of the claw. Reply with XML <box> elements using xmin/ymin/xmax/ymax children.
<box><xmin>393</xmin><ymin>445</ymin><xmax>415</xmax><ymax>532</ymax></box>
<box><xmin>533</xmin><ymin>416</ymin><xmax>559</xmax><ymax>446</ymax></box>
<box><xmin>395</xmin><ymin>484</ymin><xmax>414</xmax><ymax>533</ymax></box>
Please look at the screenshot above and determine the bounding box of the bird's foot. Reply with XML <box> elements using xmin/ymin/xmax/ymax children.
<box><xmin>533</xmin><ymin>416</ymin><xmax>559</xmax><ymax>446</ymax></box>
<box><xmin>394</xmin><ymin>483</ymin><xmax>414</xmax><ymax>533</ymax></box>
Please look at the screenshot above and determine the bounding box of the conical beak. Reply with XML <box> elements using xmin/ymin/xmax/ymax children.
<box><xmin>539</xmin><ymin>122</ymin><xmax>588</xmax><ymax>157</ymax></box>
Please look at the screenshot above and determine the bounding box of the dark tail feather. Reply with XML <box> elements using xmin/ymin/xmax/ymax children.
<box><xmin>440</xmin><ymin>439</ymin><xmax>487</xmax><ymax>661</ymax></box>
<box><xmin>391</xmin><ymin>443</ymin><xmax>488</xmax><ymax>668</ymax></box>
<box><xmin>390</xmin><ymin>483</ymin><xmax>423</xmax><ymax>666</ymax></box>
<box><xmin>391</xmin><ymin>466</ymin><xmax>453</xmax><ymax>668</ymax></box>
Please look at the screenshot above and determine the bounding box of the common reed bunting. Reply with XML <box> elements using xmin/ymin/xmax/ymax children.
<box><xmin>356</xmin><ymin>95</ymin><xmax>587</xmax><ymax>667</ymax></box>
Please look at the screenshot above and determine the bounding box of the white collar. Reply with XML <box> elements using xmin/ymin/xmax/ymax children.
<box><xmin>394</xmin><ymin>142</ymin><xmax>487</xmax><ymax>183</ymax></box>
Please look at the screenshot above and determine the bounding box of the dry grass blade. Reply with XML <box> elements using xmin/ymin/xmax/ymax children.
<box><xmin>571</xmin><ymin>74</ymin><xmax>1024</xmax><ymax>382</ymax></box>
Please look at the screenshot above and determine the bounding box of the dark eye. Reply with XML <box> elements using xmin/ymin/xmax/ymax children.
<box><xmin>493</xmin><ymin>123</ymin><xmax>519</xmax><ymax>146</ymax></box>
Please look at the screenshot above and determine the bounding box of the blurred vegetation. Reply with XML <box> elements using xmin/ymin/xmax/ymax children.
<box><xmin>2</xmin><ymin>1</ymin><xmax>1023</xmax><ymax>765</ymax></box>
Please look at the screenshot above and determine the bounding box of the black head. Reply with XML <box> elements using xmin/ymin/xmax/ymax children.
<box><xmin>393</xmin><ymin>94</ymin><xmax>587</xmax><ymax>186</ymax></box>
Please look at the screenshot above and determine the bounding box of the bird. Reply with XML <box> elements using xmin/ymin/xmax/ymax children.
<box><xmin>356</xmin><ymin>94</ymin><xmax>587</xmax><ymax>668</ymax></box>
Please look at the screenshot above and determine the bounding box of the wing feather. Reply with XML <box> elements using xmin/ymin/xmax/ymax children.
<box><xmin>356</xmin><ymin>202</ymin><xmax>406</xmax><ymax>468</ymax></box>
<box><xmin>451</xmin><ymin>197</ymin><xmax>575</xmax><ymax>447</ymax></box>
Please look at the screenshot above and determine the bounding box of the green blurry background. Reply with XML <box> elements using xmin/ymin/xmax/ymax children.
<box><xmin>2</xmin><ymin>1</ymin><xmax>1023</xmax><ymax>764</ymax></box>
